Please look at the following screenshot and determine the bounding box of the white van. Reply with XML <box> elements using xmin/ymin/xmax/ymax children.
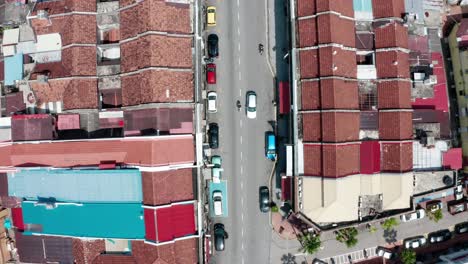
<box><xmin>213</xmin><ymin>191</ymin><xmax>223</xmax><ymax>216</ymax></box>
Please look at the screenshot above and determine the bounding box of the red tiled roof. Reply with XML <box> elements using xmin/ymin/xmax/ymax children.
<box><xmin>300</xmin><ymin>80</ymin><xmax>320</xmax><ymax>110</ymax></box>
<box><xmin>316</xmin><ymin>0</ymin><xmax>354</xmax><ymax>17</ymax></box>
<box><xmin>131</xmin><ymin>238</ymin><xmax>198</xmax><ymax>264</ymax></box>
<box><xmin>142</xmin><ymin>169</ymin><xmax>194</xmax><ymax>206</ymax></box>
<box><xmin>121</xmin><ymin>69</ymin><xmax>193</xmax><ymax>106</ymax></box>
<box><xmin>375</xmin><ymin>51</ymin><xmax>410</xmax><ymax>79</ymax></box>
<box><xmin>299</xmin><ymin>49</ymin><xmax>318</xmax><ymax>79</ymax></box>
<box><xmin>31</xmin><ymin>15</ymin><xmax>97</xmax><ymax>46</ymax></box>
<box><xmin>301</xmin><ymin>112</ymin><xmax>321</xmax><ymax>142</ymax></box>
<box><xmin>296</xmin><ymin>0</ymin><xmax>315</xmax><ymax>17</ymax></box>
<box><xmin>73</xmin><ymin>239</ymin><xmax>105</xmax><ymax>264</ymax></box>
<box><xmin>5</xmin><ymin>92</ymin><xmax>26</xmax><ymax>115</ymax></box>
<box><xmin>356</xmin><ymin>32</ymin><xmax>374</xmax><ymax>50</ymax></box>
<box><xmin>62</xmin><ymin>46</ymin><xmax>97</xmax><ymax>76</ymax></box>
<box><xmin>57</xmin><ymin>114</ymin><xmax>80</xmax><ymax>130</ymax></box>
<box><xmin>303</xmin><ymin>143</ymin><xmax>322</xmax><ymax>176</ymax></box>
<box><xmin>320</xmin><ymin>78</ymin><xmax>359</xmax><ymax>109</ymax></box>
<box><xmin>443</xmin><ymin>148</ymin><xmax>462</xmax><ymax>170</ymax></box>
<box><xmin>372</xmin><ymin>0</ymin><xmax>405</xmax><ymax>19</ymax></box>
<box><xmin>92</xmin><ymin>255</ymin><xmax>136</xmax><ymax>264</ymax></box>
<box><xmin>360</xmin><ymin>141</ymin><xmax>380</xmax><ymax>174</ymax></box>
<box><xmin>0</xmin><ymin>61</ymin><xmax>4</xmax><ymax>81</ymax></box>
<box><xmin>318</xmin><ymin>46</ymin><xmax>357</xmax><ymax>78</ymax></box>
<box><xmin>317</xmin><ymin>14</ymin><xmax>355</xmax><ymax>47</ymax></box>
<box><xmin>30</xmin><ymin>62</ymin><xmax>71</xmax><ymax>79</ymax></box>
<box><xmin>144</xmin><ymin>204</ymin><xmax>196</xmax><ymax>242</ymax></box>
<box><xmin>381</xmin><ymin>142</ymin><xmax>412</xmax><ymax>172</ymax></box>
<box><xmin>0</xmin><ymin>136</ymin><xmax>194</xmax><ymax>168</ymax></box>
<box><xmin>377</xmin><ymin>80</ymin><xmax>411</xmax><ymax>109</ymax></box>
<box><xmin>323</xmin><ymin>144</ymin><xmax>360</xmax><ymax>178</ymax></box>
<box><xmin>379</xmin><ymin>111</ymin><xmax>412</xmax><ymax>140</ymax></box>
<box><xmin>297</xmin><ymin>17</ymin><xmax>317</xmax><ymax>48</ymax></box>
<box><xmin>121</xmin><ymin>35</ymin><xmax>192</xmax><ymax>73</ymax></box>
<box><xmin>374</xmin><ymin>21</ymin><xmax>408</xmax><ymax>49</ymax></box>
<box><xmin>101</xmin><ymin>88</ymin><xmax>122</xmax><ymax>107</ymax></box>
<box><xmin>32</xmin><ymin>0</ymin><xmax>96</xmax><ymax>15</ymax></box>
<box><xmin>124</xmin><ymin>107</ymin><xmax>193</xmax><ymax>134</ymax></box>
<box><xmin>322</xmin><ymin>112</ymin><xmax>360</xmax><ymax>142</ymax></box>
<box><xmin>11</xmin><ymin>114</ymin><xmax>56</xmax><ymax>141</ymax></box>
<box><xmin>30</xmin><ymin>79</ymin><xmax>98</xmax><ymax>110</ymax></box>
<box><xmin>120</xmin><ymin>0</ymin><xmax>191</xmax><ymax>39</ymax></box>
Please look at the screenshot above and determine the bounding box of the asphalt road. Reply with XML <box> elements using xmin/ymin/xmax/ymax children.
<box><xmin>205</xmin><ymin>0</ymin><xmax>275</xmax><ymax>263</ymax></box>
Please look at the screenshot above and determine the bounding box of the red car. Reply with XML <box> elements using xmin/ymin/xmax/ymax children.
<box><xmin>206</xmin><ymin>63</ymin><xmax>216</xmax><ymax>84</ymax></box>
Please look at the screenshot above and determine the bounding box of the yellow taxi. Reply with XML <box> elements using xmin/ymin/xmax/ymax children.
<box><xmin>207</xmin><ymin>6</ymin><xmax>216</xmax><ymax>26</ymax></box>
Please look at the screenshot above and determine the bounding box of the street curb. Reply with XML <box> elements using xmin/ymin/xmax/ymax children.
<box><xmin>265</xmin><ymin>0</ymin><xmax>276</xmax><ymax>77</ymax></box>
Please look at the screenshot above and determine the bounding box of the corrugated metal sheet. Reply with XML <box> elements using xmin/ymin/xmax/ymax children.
<box><xmin>0</xmin><ymin>173</ymin><xmax>7</xmax><ymax>196</ymax></box>
<box><xmin>57</xmin><ymin>114</ymin><xmax>80</xmax><ymax>130</ymax></box>
<box><xmin>22</xmin><ymin>201</ymin><xmax>145</xmax><ymax>239</ymax></box>
<box><xmin>11</xmin><ymin>207</ymin><xmax>24</xmax><ymax>230</ymax></box>
<box><xmin>148</xmin><ymin>203</ymin><xmax>196</xmax><ymax>242</ymax></box>
<box><xmin>8</xmin><ymin>168</ymin><xmax>142</xmax><ymax>203</ymax></box>
<box><xmin>15</xmin><ymin>231</ymin><xmax>74</xmax><ymax>264</ymax></box>
<box><xmin>124</xmin><ymin>108</ymin><xmax>192</xmax><ymax>134</ymax></box>
<box><xmin>11</xmin><ymin>114</ymin><xmax>55</xmax><ymax>141</ymax></box>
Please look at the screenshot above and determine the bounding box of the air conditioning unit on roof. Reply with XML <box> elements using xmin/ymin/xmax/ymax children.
<box><xmin>37</xmin><ymin>10</ymin><xmax>49</xmax><ymax>19</ymax></box>
<box><xmin>424</xmin><ymin>75</ymin><xmax>437</xmax><ymax>85</ymax></box>
<box><xmin>426</xmin><ymin>136</ymin><xmax>435</xmax><ymax>147</ymax></box>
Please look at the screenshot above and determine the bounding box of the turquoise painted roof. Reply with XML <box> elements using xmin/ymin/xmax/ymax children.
<box><xmin>8</xmin><ymin>169</ymin><xmax>142</xmax><ymax>203</ymax></box>
<box><xmin>4</xmin><ymin>53</ymin><xmax>23</xmax><ymax>86</ymax></box>
<box><xmin>22</xmin><ymin>201</ymin><xmax>145</xmax><ymax>239</ymax></box>
<box><xmin>353</xmin><ymin>0</ymin><xmax>372</xmax><ymax>13</ymax></box>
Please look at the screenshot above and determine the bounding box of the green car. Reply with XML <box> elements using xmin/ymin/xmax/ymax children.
<box><xmin>211</xmin><ymin>155</ymin><xmax>222</xmax><ymax>182</ymax></box>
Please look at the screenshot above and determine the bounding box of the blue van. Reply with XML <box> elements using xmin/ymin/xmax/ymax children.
<box><xmin>265</xmin><ymin>131</ymin><xmax>277</xmax><ymax>161</ymax></box>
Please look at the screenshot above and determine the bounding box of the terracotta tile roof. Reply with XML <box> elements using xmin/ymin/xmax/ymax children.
<box><xmin>11</xmin><ymin>114</ymin><xmax>56</xmax><ymax>141</ymax></box>
<box><xmin>303</xmin><ymin>143</ymin><xmax>322</xmax><ymax>176</ymax></box>
<box><xmin>30</xmin><ymin>62</ymin><xmax>71</xmax><ymax>79</ymax></box>
<box><xmin>73</xmin><ymin>239</ymin><xmax>105</xmax><ymax>264</ymax></box>
<box><xmin>62</xmin><ymin>46</ymin><xmax>97</xmax><ymax>76</ymax></box>
<box><xmin>322</xmin><ymin>112</ymin><xmax>360</xmax><ymax>142</ymax></box>
<box><xmin>297</xmin><ymin>17</ymin><xmax>317</xmax><ymax>48</ymax></box>
<box><xmin>121</xmin><ymin>69</ymin><xmax>193</xmax><ymax>106</ymax></box>
<box><xmin>299</xmin><ymin>49</ymin><xmax>318</xmax><ymax>79</ymax></box>
<box><xmin>379</xmin><ymin>111</ymin><xmax>413</xmax><ymax>140</ymax></box>
<box><xmin>32</xmin><ymin>0</ymin><xmax>96</xmax><ymax>15</ymax></box>
<box><xmin>301</xmin><ymin>112</ymin><xmax>321</xmax><ymax>142</ymax></box>
<box><xmin>31</xmin><ymin>15</ymin><xmax>97</xmax><ymax>46</ymax></box>
<box><xmin>377</xmin><ymin>80</ymin><xmax>411</xmax><ymax>109</ymax></box>
<box><xmin>317</xmin><ymin>14</ymin><xmax>355</xmax><ymax>47</ymax></box>
<box><xmin>375</xmin><ymin>51</ymin><xmax>410</xmax><ymax>79</ymax></box>
<box><xmin>92</xmin><ymin>255</ymin><xmax>136</xmax><ymax>264</ymax></box>
<box><xmin>320</xmin><ymin>78</ymin><xmax>359</xmax><ymax>109</ymax></box>
<box><xmin>300</xmin><ymin>80</ymin><xmax>320</xmax><ymax>110</ymax></box>
<box><xmin>318</xmin><ymin>46</ymin><xmax>357</xmax><ymax>78</ymax></box>
<box><xmin>5</xmin><ymin>92</ymin><xmax>26</xmax><ymax>115</ymax></box>
<box><xmin>374</xmin><ymin>21</ymin><xmax>408</xmax><ymax>49</ymax></box>
<box><xmin>356</xmin><ymin>32</ymin><xmax>374</xmax><ymax>50</ymax></box>
<box><xmin>30</xmin><ymin>79</ymin><xmax>98</xmax><ymax>110</ymax></box>
<box><xmin>372</xmin><ymin>0</ymin><xmax>405</xmax><ymax>19</ymax></box>
<box><xmin>142</xmin><ymin>169</ymin><xmax>194</xmax><ymax>206</ymax></box>
<box><xmin>297</xmin><ymin>0</ymin><xmax>315</xmax><ymax>17</ymax></box>
<box><xmin>131</xmin><ymin>238</ymin><xmax>198</xmax><ymax>264</ymax></box>
<box><xmin>316</xmin><ymin>0</ymin><xmax>354</xmax><ymax>17</ymax></box>
<box><xmin>0</xmin><ymin>136</ymin><xmax>194</xmax><ymax>168</ymax></box>
<box><xmin>381</xmin><ymin>142</ymin><xmax>413</xmax><ymax>172</ymax></box>
<box><xmin>101</xmin><ymin>88</ymin><xmax>122</xmax><ymax>107</ymax></box>
<box><xmin>323</xmin><ymin>144</ymin><xmax>360</xmax><ymax>178</ymax></box>
<box><xmin>120</xmin><ymin>0</ymin><xmax>191</xmax><ymax>40</ymax></box>
<box><xmin>121</xmin><ymin>35</ymin><xmax>192</xmax><ymax>73</ymax></box>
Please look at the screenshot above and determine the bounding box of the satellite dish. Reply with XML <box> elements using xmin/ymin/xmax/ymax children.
<box><xmin>443</xmin><ymin>175</ymin><xmax>453</xmax><ymax>186</ymax></box>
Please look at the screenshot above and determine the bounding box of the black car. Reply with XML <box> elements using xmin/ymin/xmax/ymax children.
<box><xmin>259</xmin><ymin>186</ymin><xmax>270</xmax><ymax>212</ymax></box>
<box><xmin>214</xmin><ymin>223</ymin><xmax>228</xmax><ymax>251</ymax></box>
<box><xmin>455</xmin><ymin>221</ymin><xmax>468</xmax><ymax>234</ymax></box>
<box><xmin>209</xmin><ymin>123</ymin><xmax>219</xmax><ymax>149</ymax></box>
<box><xmin>428</xmin><ymin>229</ymin><xmax>451</xmax><ymax>243</ymax></box>
<box><xmin>208</xmin><ymin>34</ymin><xmax>219</xmax><ymax>58</ymax></box>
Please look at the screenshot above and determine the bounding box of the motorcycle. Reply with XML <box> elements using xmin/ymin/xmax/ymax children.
<box><xmin>258</xmin><ymin>44</ymin><xmax>264</xmax><ymax>55</ymax></box>
<box><xmin>236</xmin><ymin>100</ymin><xmax>241</xmax><ymax>111</ymax></box>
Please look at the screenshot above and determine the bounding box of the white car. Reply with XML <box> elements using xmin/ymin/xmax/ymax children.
<box><xmin>246</xmin><ymin>91</ymin><xmax>257</xmax><ymax>119</ymax></box>
<box><xmin>207</xmin><ymin>91</ymin><xmax>217</xmax><ymax>113</ymax></box>
<box><xmin>404</xmin><ymin>236</ymin><xmax>427</xmax><ymax>249</ymax></box>
<box><xmin>213</xmin><ymin>191</ymin><xmax>223</xmax><ymax>216</ymax></box>
<box><xmin>400</xmin><ymin>209</ymin><xmax>425</xmax><ymax>222</ymax></box>
<box><xmin>375</xmin><ymin>247</ymin><xmax>394</xmax><ymax>259</ymax></box>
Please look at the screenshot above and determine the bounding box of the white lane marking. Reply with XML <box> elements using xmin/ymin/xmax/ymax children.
<box><xmin>240</xmin><ymin>166</ymin><xmax>243</xmax><ymax>174</ymax></box>
<box><xmin>240</xmin><ymin>135</ymin><xmax>243</xmax><ymax>144</ymax></box>
<box><xmin>240</xmin><ymin>180</ymin><xmax>244</xmax><ymax>189</ymax></box>
<box><xmin>241</xmin><ymin>214</ymin><xmax>244</xmax><ymax>222</ymax></box>
<box><xmin>238</xmin><ymin>70</ymin><xmax>242</xmax><ymax>81</ymax></box>
<box><xmin>240</xmin><ymin>151</ymin><xmax>243</xmax><ymax>161</ymax></box>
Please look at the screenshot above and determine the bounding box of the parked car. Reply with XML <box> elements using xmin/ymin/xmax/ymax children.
<box><xmin>448</xmin><ymin>200</ymin><xmax>467</xmax><ymax>215</ymax></box>
<box><xmin>375</xmin><ymin>247</ymin><xmax>394</xmax><ymax>259</ymax></box>
<box><xmin>426</xmin><ymin>200</ymin><xmax>443</xmax><ymax>212</ymax></box>
<box><xmin>265</xmin><ymin>131</ymin><xmax>276</xmax><ymax>161</ymax></box>
<box><xmin>206</xmin><ymin>63</ymin><xmax>216</xmax><ymax>84</ymax></box>
<box><xmin>213</xmin><ymin>191</ymin><xmax>223</xmax><ymax>216</ymax></box>
<box><xmin>214</xmin><ymin>223</ymin><xmax>228</xmax><ymax>251</ymax></box>
<box><xmin>207</xmin><ymin>6</ymin><xmax>216</xmax><ymax>26</ymax></box>
<box><xmin>208</xmin><ymin>34</ymin><xmax>219</xmax><ymax>57</ymax></box>
<box><xmin>259</xmin><ymin>186</ymin><xmax>270</xmax><ymax>212</ymax></box>
<box><xmin>455</xmin><ymin>184</ymin><xmax>464</xmax><ymax>200</ymax></box>
<box><xmin>207</xmin><ymin>91</ymin><xmax>217</xmax><ymax>113</ymax></box>
<box><xmin>211</xmin><ymin>155</ymin><xmax>222</xmax><ymax>183</ymax></box>
<box><xmin>209</xmin><ymin>123</ymin><xmax>219</xmax><ymax>149</ymax></box>
<box><xmin>400</xmin><ymin>209</ymin><xmax>425</xmax><ymax>222</ymax></box>
<box><xmin>246</xmin><ymin>91</ymin><xmax>257</xmax><ymax>119</ymax></box>
<box><xmin>404</xmin><ymin>236</ymin><xmax>427</xmax><ymax>249</ymax></box>
<box><xmin>455</xmin><ymin>221</ymin><xmax>468</xmax><ymax>234</ymax></box>
<box><xmin>429</xmin><ymin>229</ymin><xmax>451</xmax><ymax>243</ymax></box>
